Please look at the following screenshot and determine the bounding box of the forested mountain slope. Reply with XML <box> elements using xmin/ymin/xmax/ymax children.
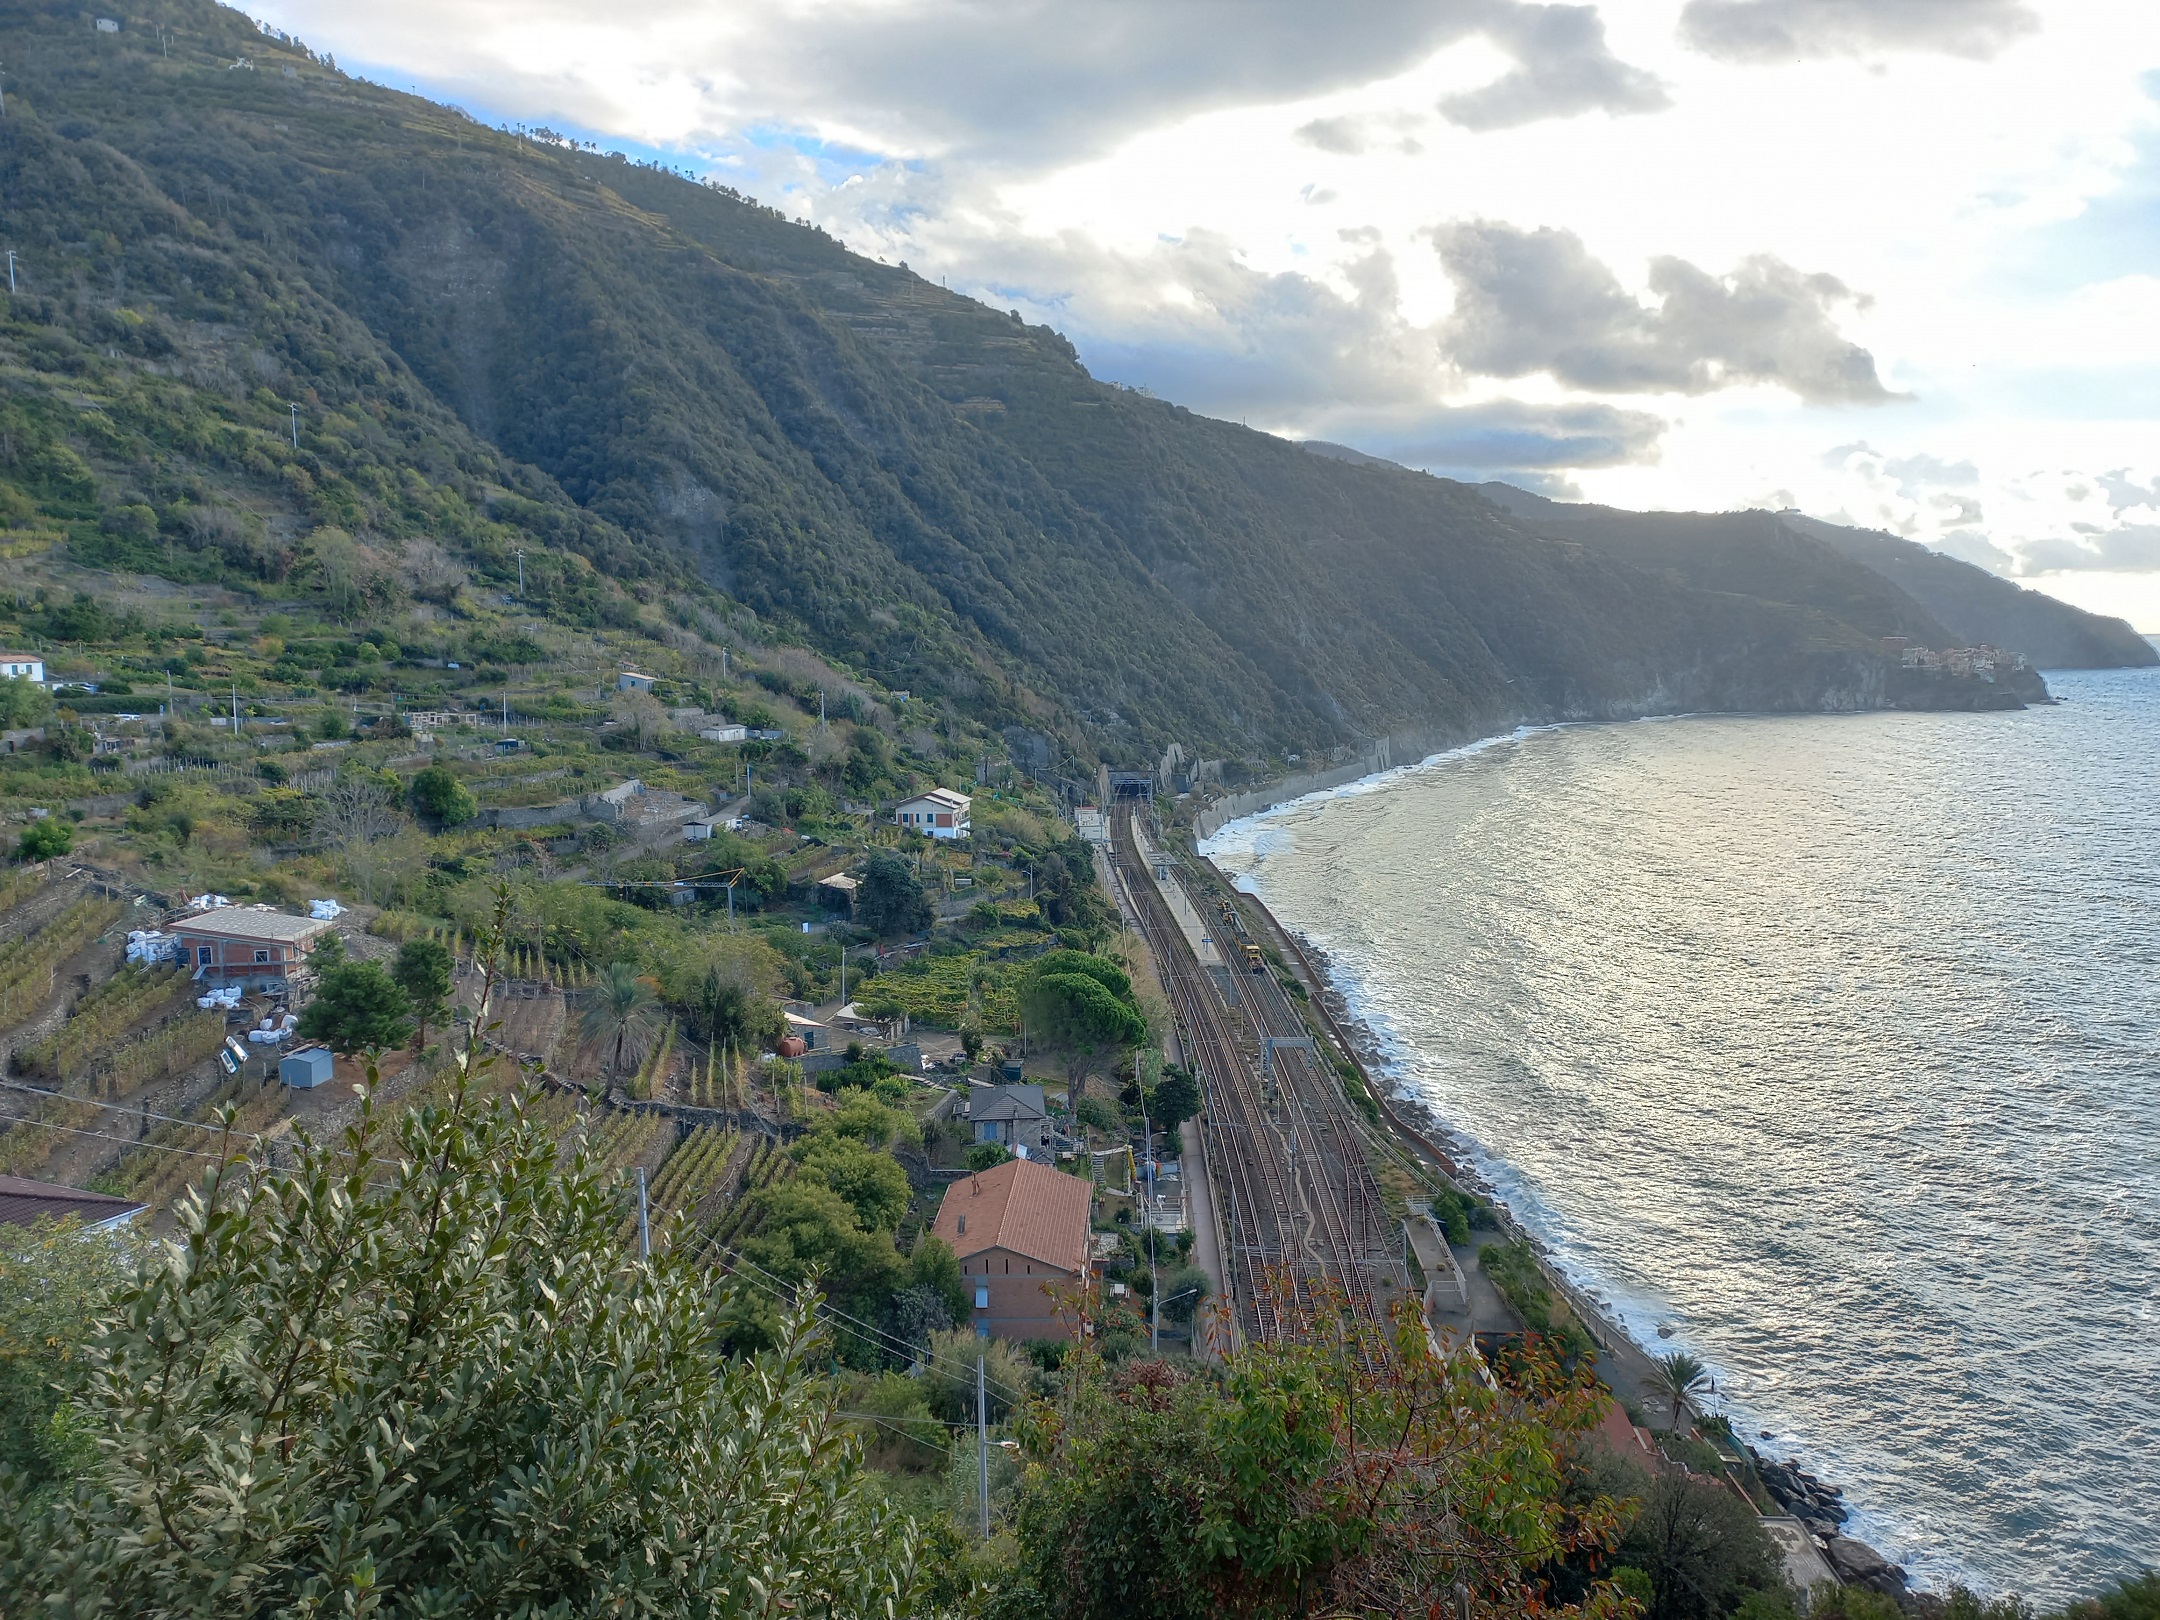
<box><xmin>1477</xmin><ymin>486</ymin><xmax>2154</xmax><ymax>671</ymax></box>
<box><xmin>1779</xmin><ymin>514</ymin><xmax>2156</xmax><ymax>669</ymax></box>
<box><xmin>0</xmin><ymin>0</ymin><xmax>2067</xmax><ymax>768</ymax></box>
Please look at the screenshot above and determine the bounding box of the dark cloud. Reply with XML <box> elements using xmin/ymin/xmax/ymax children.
<box><xmin>978</xmin><ymin>229</ymin><xmax>1666</xmax><ymax>474</ymax></box>
<box><xmin>301</xmin><ymin>0</ymin><xmax>1670</xmax><ymax>170</ymax></box>
<box><xmin>1433</xmin><ymin>221</ymin><xmax>1897</xmax><ymax>403</ymax></box>
<box><xmin>1438</xmin><ymin>4</ymin><xmax>1670</xmax><ymax>130</ymax></box>
<box><xmin>1678</xmin><ymin>0</ymin><xmax>2039</xmax><ymax>64</ymax></box>
<box><xmin>1362</xmin><ymin>399</ymin><xmax>1666</xmax><ymax>468</ymax></box>
<box><xmin>1295</xmin><ymin>117</ymin><xmax>1372</xmax><ymax>155</ymax></box>
<box><xmin>701</xmin><ymin>0</ymin><xmax>1666</xmax><ymax>164</ymax></box>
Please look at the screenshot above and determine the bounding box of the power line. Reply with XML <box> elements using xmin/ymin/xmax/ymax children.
<box><xmin>0</xmin><ymin>1111</ymin><xmax>232</xmax><ymax>1162</ymax></box>
<box><xmin>0</xmin><ymin>1078</ymin><xmax>270</xmax><ymax>1140</ymax></box>
<box><xmin>705</xmin><ymin>1237</ymin><xmax>1031</xmax><ymax>1404</ymax></box>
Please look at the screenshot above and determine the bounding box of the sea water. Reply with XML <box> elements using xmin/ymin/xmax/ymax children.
<box><xmin>1201</xmin><ymin>665</ymin><xmax>2160</xmax><ymax>1600</ymax></box>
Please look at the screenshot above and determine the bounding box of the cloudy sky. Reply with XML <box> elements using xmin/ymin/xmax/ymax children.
<box><xmin>258</xmin><ymin>0</ymin><xmax>2160</xmax><ymax>628</ymax></box>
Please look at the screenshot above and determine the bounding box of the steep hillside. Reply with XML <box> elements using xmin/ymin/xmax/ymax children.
<box><xmin>1779</xmin><ymin>514</ymin><xmax>2157</xmax><ymax>668</ymax></box>
<box><xmin>0</xmin><ymin>0</ymin><xmax>2040</xmax><ymax>771</ymax></box>
<box><xmin>1478</xmin><ymin>485</ymin><xmax>2154</xmax><ymax>671</ymax></box>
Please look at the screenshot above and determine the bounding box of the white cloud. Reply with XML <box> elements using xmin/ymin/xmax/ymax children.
<box><xmin>255</xmin><ymin>0</ymin><xmax>2160</xmax><ymax>605</ymax></box>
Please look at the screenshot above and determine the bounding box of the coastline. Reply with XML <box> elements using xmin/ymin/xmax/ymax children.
<box><xmin>1190</xmin><ymin>726</ymin><xmax>1925</xmax><ymax>1598</ymax></box>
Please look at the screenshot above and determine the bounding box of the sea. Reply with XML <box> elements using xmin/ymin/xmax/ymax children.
<box><xmin>1199</xmin><ymin>663</ymin><xmax>2160</xmax><ymax>1602</ymax></box>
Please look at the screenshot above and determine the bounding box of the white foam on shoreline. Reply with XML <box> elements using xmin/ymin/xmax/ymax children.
<box><xmin>1197</xmin><ymin>722</ymin><xmax>1573</xmax><ymax>867</ymax></box>
<box><xmin>1199</xmin><ymin>714</ymin><xmax>1966</xmax><ymax>1592</ymax></box>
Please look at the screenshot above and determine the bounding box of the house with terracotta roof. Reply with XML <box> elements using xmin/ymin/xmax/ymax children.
<box><xmin>929</xmin><ymin>1157</ymin><xmax>1093</xmax><ymax>1342</ymax></box>
<box><xmin>0</xmin><ymin>1175</ymin><xmax>144</xmax><ymax>1231</ymax></box>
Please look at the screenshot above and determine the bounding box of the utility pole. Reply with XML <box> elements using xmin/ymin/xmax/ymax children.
<box><xmin>976</xmin><ymin>1355</ymin><xmax>990</xmax><ymax>1538</ymax></box>
<box><xmin>289</xmin><ymin>403</ymin><xmax>299</xmax><ymax>448</ymax></box>
<box><xmin>636</xmin><ymin>1167</ymin><xmax>650</xmax><ymax>1258</ymax></box>
<box><xmin>515</xmin><ymin>547</ymin><xmax>524</xmax><ymax>596</ymax></box>
<box><xmin>1139</xmin><ymin>1048</ymin><xmax>1159</xmax><ymax>1352</ymax></box>
<box><xmin>818</xmin><ymin>690</ymin><xmax>826</xmax><ymax>732</ymax></box>
<box><xmin>4</xmin><ymin>251</ymin><xmax>16</xmax><ymax>292</ymax></box>
<box><xmin>501</xmin><ymin>691</ymin><xmax>508</xmax><ymax>732</ymax></box>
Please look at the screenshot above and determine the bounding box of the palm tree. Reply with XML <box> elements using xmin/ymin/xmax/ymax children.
<box><xmin>1650</xmin><ymin>1350</ymin><xmax>1714</xmax><ymax>1433</ymax></box>
<box><xmin>581</xmin><ymin>960</ymin><xmax>656</xmax><ymax>1089</ymax></box>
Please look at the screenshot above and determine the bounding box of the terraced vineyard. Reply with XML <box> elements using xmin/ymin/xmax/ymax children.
<box><xmin>0</xmin><ymin>898</ymin><xmax>125</xmax><ymax>1026</ymax></box>
<box><xmin>699</xmin><ymin>1136</ymin><xmax>795</xmax><ymax>1256</ymax></box>
<box><xmin>94</xmin><ymin>1011</ymin><xmax>225</xmax><ymax>1099</ymax></box>
<box><xmin>17</xmin><ymin>965</ymin><xmax>190</xmax><ymax>1085</ymax></box>
<box><xmin>0</xmin><ymin>868</ymin><xmax>48</xmax><ymax>920</ymax></box>
<box><xmin>114</xmin><ymin>1074</ymin><xmax>292</xmax><ymax>1213</ymax></box>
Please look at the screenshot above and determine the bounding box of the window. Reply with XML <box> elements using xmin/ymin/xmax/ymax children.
<box><xmin>197</xmin><ymin>946</ymin><xmax>212</xmax><ymax>964</ymax></box>
<box><xmin>974</xmin><ymin>1286</ymin><xmax>989</xmax><ymax>1310</ymax></box>
<box><xmin>975</xmin><ymin>1321</ymin><xmax>988</xmax><ymax>1337</ymax></box>
<box><xmin>254</xmin><ymin>950</ymin><xmax>270</xmax><ymax>964</ymax></box>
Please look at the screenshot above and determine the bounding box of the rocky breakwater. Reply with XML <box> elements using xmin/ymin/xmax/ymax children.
<box><xmin>1751</xmin><ymin>1450</ymin><xmax>1911</xmax><ymax>1598</ymax></box>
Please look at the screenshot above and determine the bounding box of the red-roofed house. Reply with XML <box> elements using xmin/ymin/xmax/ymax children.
<box><xmin>0</xmin><ymin>1175</ymin><xmax>144</xmax><ymax>1232</ymax></box>
<box><xmin>929</xmin><ymin>1157</ymin><xmax>1093</xmax><ymax>1342</ymax></box>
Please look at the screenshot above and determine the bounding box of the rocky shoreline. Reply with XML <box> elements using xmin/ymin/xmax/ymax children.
<box><xmin>1276</xmin><ymin>920</ymin><xmax>1924</xmax><ymax>1602</ymax></box>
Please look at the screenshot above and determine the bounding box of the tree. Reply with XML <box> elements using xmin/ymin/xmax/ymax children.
<box><xmin>793</xmin><ymin>1133</ymin><xmax>912</xmax><ymax>1232</ymax></box>
<box><xmin>0</xmin><ymin>1063</ymin><xmax>923</xmax><ymax>1615</ymax></box>
<box><xmin>581</xmin><ymin>959</ymin><xmax>658</xmax><ymax>1086</ymax></box>
<box><xmin>674</xmin><ymin>960</ymin><xmax>782</xmax><ymax>1049</ymax></box>
<box><xmin>0</xmin><ymin>675</ymin><xmax>52</xmax><ymax>729</ymax></box>
<box><xmin>905</xmin><ymin>1234</ymin><xmax>969</xmax><ymax>1328</ymax></box>
<box><xmin>856</xmin><ymin>851</ymin><xmax>932</xmax><ymax>939</ymax></box>
<box><xmin>965</xmin><ymin>1142</ymin><xmax>1013</xmax><ymax>1172</ymax></box>
<box><xmin>297</xmin><ymin>959</ymin><xmax>414</xmax><ymax>1054</ymax></box>
<box><xmin>737</xmin><ymin>1179</ymin><xmax>907</xmax><ymax>1356</ymax></box>
<box><xmin>319</xmin><ymin>773</ymin><xmax>410</xmax><ymax>905</ymax></box>
<box><xmin>1157</xmin><ymin>1263</ymin><xmax>1212</xmax><ymax>1326</ymax></box>
<box><xmin>999</xmin><ymin>1293</ymin><xmax>1626</xmax><ymax>1619</ymax></box>
<box><xmin>408</xmin><ymin>763</ymin><xmax>477</xmax><ymax>826</ymax></box>
<box><xmin>0</xmin><ymin>1217</ymin><xmax>145</xmax><ymax>1490</ymax></box>
<box><xmin>17</xmin><ymin>820</ymin><xmax>71</xmax><ymax>864</ymax></box>
<box><xmin>1021</xmin><ymin>950</ymin><xmax>1147</xmax><ymax>1079</ymax></box>
<box><xmin>1616</xmin><ymin>1471</ymin><xmax>1781</xmax><ymax>1620</ymax></box>
<box><xmin>1154</xmin><ymin>1064</ymin><xmax>1203</xmax><ymax>1131</ymax></box>
<box><xmin>1651</xmin><ymin>1350</ymin><xmax>1713</xmax><ymax>1432</ymax></box>
<box><xmin>389</xmin><ymin>937</ymin><xmax>454</xmax><ymax>1049</ymax></box>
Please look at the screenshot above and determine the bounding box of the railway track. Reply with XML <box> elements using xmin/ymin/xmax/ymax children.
<box><xmin>1112</xmin><ymin>808</ymin><xmax>1388</xmax><ymax>1341</ymax></box>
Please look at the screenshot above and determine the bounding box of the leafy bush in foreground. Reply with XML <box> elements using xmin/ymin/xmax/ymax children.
<box><xmin>0</xmin><ymin>1050</ymin><xmax>921</xmax><ymax>1617</ymax></box>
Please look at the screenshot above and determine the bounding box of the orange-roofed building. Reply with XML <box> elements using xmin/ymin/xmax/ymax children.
<box><xmin>929</xmin><ymin>1157</ymin><xmax>1094</xmax><ymax>1342</ymax></box>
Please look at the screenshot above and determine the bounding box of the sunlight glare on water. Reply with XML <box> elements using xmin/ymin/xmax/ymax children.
<box><xmin>1203</xmin><ymin>667</ymin><xmax>2160</xmax><ymax>1600</ymax></box>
